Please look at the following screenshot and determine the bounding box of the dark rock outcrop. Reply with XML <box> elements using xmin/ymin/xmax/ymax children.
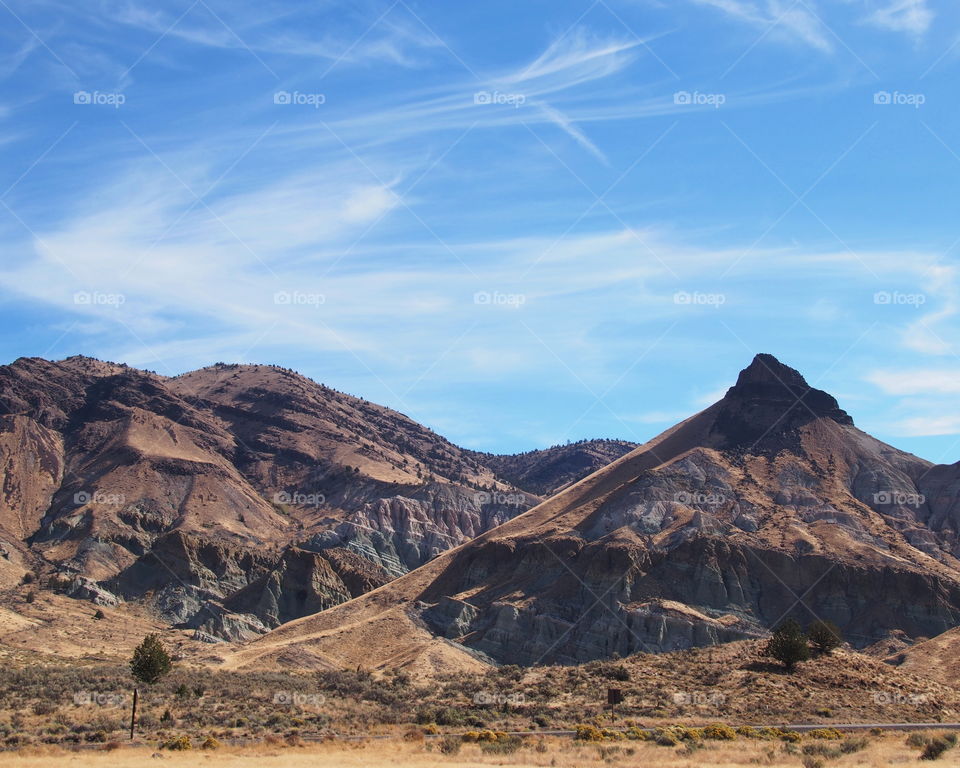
<box><xmin>408</xmin><ymin>355</ymin><xmax>960</xmax><ymax>664</ymax></box>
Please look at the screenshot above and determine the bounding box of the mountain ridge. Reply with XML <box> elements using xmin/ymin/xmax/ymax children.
<box><xmin>224</xmin><ymin>353</ymin><xmax>960</xmax><ymax>672</ymax></box>
<box><xmin>0</xmin><ymin>354</ymin><xmax>632</xmax><ymax>641</ymax></box>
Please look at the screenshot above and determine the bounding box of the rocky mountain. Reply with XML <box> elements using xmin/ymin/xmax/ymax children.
<box><xmin>227</xmin><ymin>354</ymin><xmax>960</xmax><ymax>672</ymax></box>
<box><xmin>886</xmin><ymin>625</ymin><xmax>960</xmax><ymax>687</ymax></box>
<box><xmin>0</xmin><ymin>356</ymin><xmax>617</xmax><ymax>640</ymax></box>
<box><xmin>167</xmin><ymin>363</ymin><xmax>539</xmax><ymax>577</ymax></box>
<box><xmin>467</xmin><ymin>439</ymin><xmax>637</xmax><ymax>497</ymax></box>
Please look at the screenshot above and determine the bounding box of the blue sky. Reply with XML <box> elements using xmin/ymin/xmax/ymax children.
<box><xmin>1</xmin><ymin>0</ymin><xmax>959</xmax><ymax>461</ymax></box>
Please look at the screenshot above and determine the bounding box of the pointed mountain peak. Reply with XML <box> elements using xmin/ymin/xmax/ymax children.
<box><xmin>712</xmin><ymin>354</ymin><xmax>853</xmax><ymax>448</ymax></box>
<box><xmin>735</xmin><ymin>353</ymin><xmax>808</xmax><ymax>388</ymax></box>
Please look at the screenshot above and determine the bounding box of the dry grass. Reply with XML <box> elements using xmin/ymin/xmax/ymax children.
<box><xmin>0</xmin><ymin>645</ymin><xmax>958</xmax><ymax>749</ymax></box>
<box><xmin>0</xmin><ymin>734</ymin><xmax>950</xmax><ymax>768</ymax></box>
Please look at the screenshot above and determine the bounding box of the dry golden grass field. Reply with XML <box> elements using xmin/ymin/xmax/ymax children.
<box><xmin>0</xmin><ymin>734</ymin><xmax>956</xmax><ymax>768</ymax></box>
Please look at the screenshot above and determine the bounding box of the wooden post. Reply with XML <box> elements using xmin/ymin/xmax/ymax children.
<box><xmin>129</xmin><ymin>688</ymin><xmax>138</xmax><ymax>740</ymax></box>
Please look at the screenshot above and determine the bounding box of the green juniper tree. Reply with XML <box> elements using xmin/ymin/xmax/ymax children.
<box><xmin>766</xmin><ymin>619</ymin><xmax>810</xmax><ymax>671</ymax></box>
<box><xmin>129</xmin><ymin>634</ymin><xmax>172</xmax><ymax>738</ymax></box>
<box><xmin>807</xmin><ymin>619</ymin><xmax>843</xmax><ymax>655</ymax></box>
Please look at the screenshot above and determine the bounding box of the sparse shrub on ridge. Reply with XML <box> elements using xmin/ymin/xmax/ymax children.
<box><xmin>808</xmin><ymin>620</ymin><xmax>843</xmax><ymax>655</ymax></box>
<box><xmin>766</xmin><ymin>619</ymin><xmax>810</xmax><ymax>671</ymax></box>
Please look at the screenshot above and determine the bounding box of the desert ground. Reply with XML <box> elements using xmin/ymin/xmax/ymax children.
<box><xmin>0</xmin><ymin>733</ymin><xmax>958</xmax><ymax>768</ymax></box>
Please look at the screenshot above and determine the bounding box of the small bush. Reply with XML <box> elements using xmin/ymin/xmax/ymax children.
<box><xmin>702</xmin><ymin>723</ymin><xmax>737</xmax><ymax>740</ymax></box>
<box><xmin>474</xmin><ymin>730</ymin><xmax>507</xmax><ymax>743</ymax></box>
<box><xmin>766</xmin><ymin>619</ymin><xmax>810</xmax><ymax>670</ymax></box>
<box><xmin>920</xmin><ymin>737</ymin><xmax>954</xmax><ymax>761</ymax></box>
<box><xmin>912</xmin><ymin>733</ymin><xmax>958</xmax><ymax>761</ymax></box>
<box><xmin>575</xmin><ymin>724</ymin><xmax>603</xmax><ymax>742</ymax></box>
<box><xmin>439</xmin><ymin>735</ymin><xmax>461</xmax><ymax>755</ymax></box>
<box><xmin>839</xmin><ymin>736</ymin><xmax>869</xmax><ymax>754</ymax></box>
<box><xmin>807</xmin><ymin>728</ymin><xmax>843</xmax><ymax>740</ymax></box>
<box><xmin>161</xmin><ymin>735</ymin><xmax>192</xmax><ymax>750</ymax></box>
<box><xmin>757</xmin><ymin>727</ymin><xmax>786</xmax><ymax>740</ymax></box>
<box><xmin>479</xmin><ymin>735</ymin><xmax>523</xmax><ymax>755</ymax></box>
<box><xmin>201</xmin><ymin>735</ymin><xmax>220</xmax><ymax>750</ymax></box>
<box><xmin>807</xmin><ymin>620</ymin><xmax>843</xmax><ymax>655</ymax></box>
<box><xmin>602</xmin><ymin>664</ymin><xmax>631</xmax><ymax>681</ymax></box>
<box><xmin>32</xmin><ymin>701</ymin><xmax>56</xmax><ymax>716</ymax></box>
<box><xmin>654</xmin><ymin>728</ymin><xmax>679</xmax><ymax>747</ymax></box>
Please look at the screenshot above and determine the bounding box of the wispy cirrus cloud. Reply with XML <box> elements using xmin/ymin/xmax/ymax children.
<box><xmin>863</xmin><ymin>0</ymin><xmax>933</xmax><ymax>38</ymax></box>
<box><xmin>5</xmin><ymin>0</ymin><xmax>960</xmax><ymax>455</ymax></box>
<box><xmin>899</xmin><ymin>265</ymin><xmax>958</xmax><ymax>356</ymax></box>
<box><xmin>890</xmin><ymin>415</ymin><xmax>960</xmax><ymax>437</ymax></box>
<box><xmin>866</xmin><ymin>368</ymin><xmax>960</xmax><ymax>395</ymax></box>
<box><xmin>691</xmin><ymin>0</ymin><xmax>833</xmax><ymax>52</ymax></box>
<box><xmin>0</xmin><ymin>37</ymin><xmax>39</xmax><ymax>79</ymax></box>
<box><xmin>534</xmin><ymin>101</ymin><xmax>609</xmax><ymax>163</ymax></box>
<box><xmin>7</xmin><ymin>0</ymin><xmax>446</xmax><ymax>78</ymax></box>
<box><xmin>504</xmin><ymin>27</ymin><xmax>644</xmax><ymax>91</ymax></box>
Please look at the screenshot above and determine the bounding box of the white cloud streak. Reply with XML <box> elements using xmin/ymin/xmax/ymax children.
<box><xmin>691</xmin><ymin>0</ymin><xmax>833</xmax><ymax>52</ymax></box>
<box><xmin>864</xmin><ymin>0</ymin><xmax>933</xmax><ymax>37</ymax></box>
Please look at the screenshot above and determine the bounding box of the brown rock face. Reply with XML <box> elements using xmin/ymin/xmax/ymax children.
<box><xmin>0</xmin><ymin>415</ymin><xmax>64</xmax><ymax>539</ymax></box>
<box><xmin>416</xmin><ymin>356</ymin><xmax>960</xmax><ymax>663</ymax></box>
<box><xmin>234</xmin><ymin>354</ymin><xmax>960</xmax><ymax>670</ymax></box>
<box><xmin>0</xmin><ymin>355</ymin><xmax>603</xmax><ymax>637</ymax></box>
